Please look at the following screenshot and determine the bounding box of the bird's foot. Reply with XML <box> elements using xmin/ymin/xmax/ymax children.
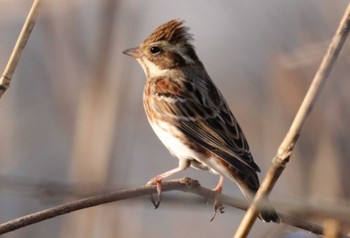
<box><xmin>146</xmin><ymin>176</ymin><xmax>163</xmax><ymax>208</ymax></box>
<box><xmin>210</xmin><ymin>186</ymin><xmax>225</xmax><ymax>221</ymax></box>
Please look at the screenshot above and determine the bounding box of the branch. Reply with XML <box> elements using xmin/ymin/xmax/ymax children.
<box><xmin>234</xmin><ymin>3</ymin><xmax>350</xmax><ymax>237</ymax></box>
<box><xmin>0</xmin><ymin>177</ymin><xmax>196</xmax><ymax>235</ymax></box>
<box><xmin>1</xmin><ymin>177</ymin><xmax>349</xmax><ymax>237</ymax></box>
<box><xmin>0</xmin><ymin>0</ymin><xmax>42</xmax><ymax>98</ymax></box>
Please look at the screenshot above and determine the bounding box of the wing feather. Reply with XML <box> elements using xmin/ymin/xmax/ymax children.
<box><xmin>149</xmin><ymin>73</ymin><xmax>261</xmax><ymax>174</ymax></box>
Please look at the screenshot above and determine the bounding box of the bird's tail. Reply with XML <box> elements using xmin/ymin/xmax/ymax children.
<box><xmin>233</xmin><ymin>172</ymin><xmax>279</xmax><ymax>223</ymax></box>
<box><xmin>256</xmin><ymin>199</ymin><xmax>279</xmax><ymax>223</ymax></box>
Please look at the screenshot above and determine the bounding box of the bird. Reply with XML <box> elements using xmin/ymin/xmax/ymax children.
<box><xmin>123</xmin><ymin>19</ymin><xmax>279</xmax><ymax>223</ymax></box>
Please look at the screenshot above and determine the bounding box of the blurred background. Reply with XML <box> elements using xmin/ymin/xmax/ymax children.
<box><xmin>0</xmin><ymin>0</ymin><xmax>350</xmax><ymax>237</ymax></box>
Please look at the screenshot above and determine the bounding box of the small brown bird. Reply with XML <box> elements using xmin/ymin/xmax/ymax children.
<box><xmin>123</xmin><ymin>19</ymin><xmax>279</xmax><ymax>223</ymax></box>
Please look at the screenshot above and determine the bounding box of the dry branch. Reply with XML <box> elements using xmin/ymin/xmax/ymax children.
<box><xmin>0</xmin><ymin>177</ymin><xmax>349</xmax><ymax>237</ymax></box>
<box><xmin>0</xmin><ymin>0</ymin><xmax>42</xmax><ymax>98</ymax></box>
<box><xmin>234</xmin><ymin>3</ymin><xmax>350</xmax><ymax>238</ymax></box>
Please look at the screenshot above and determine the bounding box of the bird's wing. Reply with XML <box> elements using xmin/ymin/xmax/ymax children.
<box><xmin>149</xmin><ymin>73</ymin><xmax>261</xmax><ymax>175</ymax></box>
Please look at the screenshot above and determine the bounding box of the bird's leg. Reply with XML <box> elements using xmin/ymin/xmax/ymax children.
<box><xmin>146</xmin><ymin>159</ymin><xmax>190</xmax><ymax>208</ymax></box>
<box><xmin>210</xmin><ymin>175</ymin><xmax>225</xmax><ymax>221</ymax></box>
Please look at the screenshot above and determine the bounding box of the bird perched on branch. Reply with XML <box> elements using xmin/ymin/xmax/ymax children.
<box><xmin>123</xmin><ymin>19</ymin><xmax>279</xmax><ymax>223</ymax></box>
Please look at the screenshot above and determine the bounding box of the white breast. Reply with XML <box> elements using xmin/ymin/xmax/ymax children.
<box><xmin>151</xmin><ymin>120</ymin><xmax>229</xmax><ymax>176</ymax></box>
<box><xmin>150</xmin><ymin>121</ymin><xmax>199</xmax><ymax>160</ymax></box>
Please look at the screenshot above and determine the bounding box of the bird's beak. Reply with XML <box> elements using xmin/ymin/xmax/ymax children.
<box><xmin>122</xmin><ymin>47</ymin><xmax>143</xmax><ymax>58</ymax></box>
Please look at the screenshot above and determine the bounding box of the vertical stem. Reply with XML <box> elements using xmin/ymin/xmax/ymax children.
<box><xmin>234</xmin><ymin>3</ymin><xmax>350</xmax><ymax>238</ymax></box>
<box><xmin>0</xmin><ymin>0</ymin><xmax>43</xmax><ymax>98</ymax></box>
<box><xmin>324</xmin><ymin>219</ymin><xmax>342</xmax><ymax>238</ymax></box>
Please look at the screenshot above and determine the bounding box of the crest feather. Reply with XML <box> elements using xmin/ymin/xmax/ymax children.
<box><xmin>142</xmin><ymin>19</ymin><xmax>193</xmax><ymax>46</ymax></box>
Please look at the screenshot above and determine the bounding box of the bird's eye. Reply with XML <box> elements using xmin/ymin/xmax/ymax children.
<box><xmin>150</xmin><ymin>46</ymin><xmax>162</xmax><ymax>55</ymax></box>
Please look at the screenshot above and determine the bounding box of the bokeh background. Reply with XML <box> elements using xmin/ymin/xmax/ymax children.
<box><xmin>1</xmin><ymin>0</ymin><xmax>350</xmax><ymax>237</ymax></box>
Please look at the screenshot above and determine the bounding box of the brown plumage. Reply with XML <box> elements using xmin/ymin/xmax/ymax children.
<box><xmin>123</xmin><ymin>19</ymin><xmax>279</xmax><ymax>223</ymax></box>
<box><xmin>141</xmin><ymin>19</ymin><xmax>193</xmax><ymax>47</ymax></box>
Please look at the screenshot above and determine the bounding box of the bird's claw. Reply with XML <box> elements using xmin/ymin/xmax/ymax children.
<box><xmin>210</xmin><ymin>199</ymin><xmax>225</xmax><ymax>222</ymax></box>
<box><xmin>146</xmin><ymin>178</ymin><xmax>162</xmax><ymax>209</ymax></box>
<box><xmin>150</xmin><ymin>193</ymin><xmax>161</xmax><ymax>208</ymax></box>
<box><xmin>210</xmin><ymin>184</ymin><xmax>224</xmax><ymax>222</ymax></box>
<box><xmin>210</xmin><ymin>175</ymin><xmax>224</xmax><ymax>221</ymax></box>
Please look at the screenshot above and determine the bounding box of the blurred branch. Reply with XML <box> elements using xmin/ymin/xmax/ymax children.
<box><xmin>324</xmin><ymin>219</ymin><xmax>343</xmax><ymax>238</ymax></box>
<box><xmin>1</xmin><ymin>177</ymin><xmax>349</xmax><ymax>237</ymax></box>
<box><xmin>0</xmin><ymin>0</ymin><xmax>42</xmax><ymax>98</ymax></box>
<box><xmin>234</xmin><ymin>3</ymin><xmax>350</xmax><ymax>237</ymax></box>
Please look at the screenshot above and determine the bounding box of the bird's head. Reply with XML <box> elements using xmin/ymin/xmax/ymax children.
<box><xmin>123</xmin><ymin>19</ymin><xmax>200</xmax><ymax>78</ymax></box>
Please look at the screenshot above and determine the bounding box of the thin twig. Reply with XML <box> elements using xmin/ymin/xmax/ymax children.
<box><xmin>0</xmin><ymin>0</ymin><xmax>42</xmax><ymax>98</ymax></box>
<box><xmin>0</xmin><ymin>178</ymin><xmax>189</xmax><ymax>235</ymax></box>
<box><xmin>1</xmin><ymin>178</ymin><xmax>195</xmax><ymax>235</ymax></box>
<box><xmin>234</xmin><ymin>4</ymin><xmax>350</xmax><ymax>238</ymax></box>
<box><xmin>0</xmin><ymin>177</ymin><xmax>349</xmax><ymax>237</ymax></box>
